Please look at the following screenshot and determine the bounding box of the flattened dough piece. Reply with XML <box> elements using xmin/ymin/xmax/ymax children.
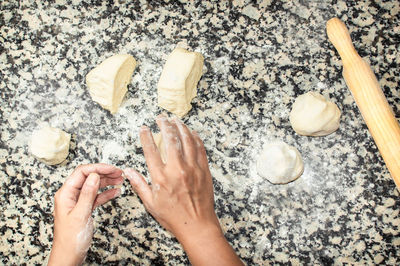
<box><xmin>157</xmin><ymin>47</ymin><xmax>204</xmax><ymax>117</ymax></box>
<box><xmin>256</xmin><ymin>141</ymin><xmax>304</xmax><ymax>184</ymax></box>
<box><xmin>30</xmin><ymin>125</ymin><xmax>71</xmax><ymax>165</ymax></box>
<box><xmin>289</xmin><ymin>92</ymin><xmax>341</xmax><ymax>136</ymax></box>
<box><xmin>86</xmin><ymin>54</ymin><xmax>136</xmax><ymax>114</ymax></box>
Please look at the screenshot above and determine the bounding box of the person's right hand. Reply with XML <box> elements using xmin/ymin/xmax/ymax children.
<box><xmin>125</xmin><ymin>115</ymin><xmax>243</xmax><ymax>266</ymax></box>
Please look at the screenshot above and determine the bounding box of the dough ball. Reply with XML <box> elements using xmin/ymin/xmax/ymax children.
<box><xmin>157</xmin><ymin>47</ymin><xmax>204</xmax><ymax>117</ymax></box>
<box><xmin>153</xmin><ymin>132</ymin><xmax>167</xmax><ymax>163</ymax></box>
<box><xmin>30</xmin><ymin>126</ymin><xmax>71</xmax><ymax>165</ymax></box>
<box><xmin>256</xmin><ymin>141</ymin><xmax>304</xmax><ymax>184</ymax></box>
<box><xmin>289</xmin><ymin>92</ymin><xmax>341</xmax><ymax>136</ymax></box>
<box><xmin>86</xmin><ymin>54</ymin><xmax>136</xmax><ymax>114</ymax></box>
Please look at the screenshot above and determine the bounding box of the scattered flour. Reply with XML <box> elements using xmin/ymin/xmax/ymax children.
<box><xmin>101</xmin><ymin>141</ymin><xmax>128</xmax><ymax>164</ymax></box>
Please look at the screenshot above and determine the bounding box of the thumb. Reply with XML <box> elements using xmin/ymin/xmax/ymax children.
<box><xmin>73</xmin><ymin>173</ymin><xmax>100</xmax><ymax>219</ymax></box>
<box><xmin>124</xmin><ymin>169</ymin><xmax>153</xmax><ymax>208</ymax></box>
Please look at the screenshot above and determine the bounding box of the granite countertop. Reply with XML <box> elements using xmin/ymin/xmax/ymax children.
<box><xmin>1</xmin><ymin>0</ymin><xmax>400</xmax><ymax>264</ymax></box>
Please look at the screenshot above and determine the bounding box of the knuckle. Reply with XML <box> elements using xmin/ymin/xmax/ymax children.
<box><xmin>74</xmin><ymin>164</ymin><xmax>85</xmax><ymax>174</ymax></box>
<box><xmin>81</xmin><ymin>163</ymin><xmax>90</xmax><ymax>167</ymax></box>
<box><xmin>155</xmin><ymin>178</ymin><xmax>167</xmax><ymax>188</ymax></box>
<box><xmin>179</xmin><ymin>169</ymin><xmax>188</xmax><ymax>179</ymax></box>
<box><xmin>156</xmin><ymin>179</ymin><xmax>175</xmax><ymax>194</ymax></box>
<box><xmin>194</xmin><ymin>168</ymin><xmax>205</xmax><ymax>179</ymax></box>
<box><xmin>174</xmin><ymin>165</ymin><xmax>189</xmax><ymax>180</ymax></box>
<box><xmin>179</xmin><ymin>168</ymin><xmax>194</xmax><ymax>189</ymax></box>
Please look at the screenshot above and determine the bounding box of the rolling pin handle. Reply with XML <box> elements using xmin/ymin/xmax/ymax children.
<box><xmin>326</xmin><ymin>18</ymin><xmax>359</xmax><ymax>65</ymax></box>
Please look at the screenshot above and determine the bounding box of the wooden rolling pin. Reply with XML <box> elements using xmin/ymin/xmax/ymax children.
<box><xmin>326</xmin><ymin>18</ymin><xmax>400</xmax><ymax>190</ymax></box>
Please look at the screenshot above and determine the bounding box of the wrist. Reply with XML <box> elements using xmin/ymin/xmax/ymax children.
<box><xmin>175</xmin><ymin>218</ymin><xmax>243</xmax><ymax>266</ymax></box>
<box><xmin>174</xmin><ymin>216</ymin><xmax>224</xmax><ymax>248</ymax></box>
<box><xmin>49</xmin><ymin>242</ymin><xmax>84</xmax><ymax>266</ymax></box>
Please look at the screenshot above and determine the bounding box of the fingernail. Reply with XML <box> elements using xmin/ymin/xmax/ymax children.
<box><xmin>140</xmin><ymin>125</ymin><xmax>149</xmax><ymax>131</ymax></box>
<box><xmin>87</xmin><ymin>173</ymin><xmax>99</xmax><ymax>187</ymax></box>
<box><xmin>114</xmin><ymin>188</ymin><xmax>121</xmax><ymax>197</ymax></box>
<box><xmin>124</xmin><ymin>169</ymin><xmax>141</xmax><ymax>184</ymax></box>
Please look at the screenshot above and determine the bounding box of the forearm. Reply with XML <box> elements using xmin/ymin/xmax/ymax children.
<box><xmin>177</xmin><ymin>223</ymin><xmax>243</xmax><ymax>266</ymax></box>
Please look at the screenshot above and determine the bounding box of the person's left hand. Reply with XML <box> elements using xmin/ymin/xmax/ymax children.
<box><xmin>48</xmin><ymin>164</ymin><xmax>123</xmax><ymax>266</ymax></box>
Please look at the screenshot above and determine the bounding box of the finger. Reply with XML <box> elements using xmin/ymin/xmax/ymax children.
<box><xmin>156</xmin><ymin>114</ymin><xmax>183</xmax><ymax>163</ymax></box>
<box><xmin>192</xmin><ymin>131</ymin><xmax>209</xmax><ymax>168</ymax></box>
<box><xmin>60</xmin><ymin>164</ymin><xmax>122</xmax><ymax>204</ymax></box>
<box><xmin>172</xmin><ymin>117</ymin><xmax>197</xmax><ymax>163</ymax></box>
<box><xmin>92</xmin><ymin>188</ymin><xmax>121</xmax><ymax>209</ymax></box>
<box><xmin>58</xmin><ymin>174</ymin><xmax>123</xmax><ymax>206</ymax></box>
<box><xmin>99</xmin><ymin>176</ymin><xmax>124</xmax><ymax>189</ymax></box>
<box><xmin>64</xmin><ymin>164</ymin><xmax>123</xmax><ymax>191</ymax></box>
<box><xmin>140</xmin><ymin>126</ymin><xmax>164</xmax><ymax>176</ymax></box>
<box><xmin>77</xmin><ymin>163</ymin><xmax>123</xmax><ymax>177</ymax></box>
<box><xmin>72</xmin><ymin>173</ymin><xmax>100</xmax><ymax>219</ymax></box>
<box><xmin>124</xmin><ymin>168</ymin><xmax>153</xmax><ymax>208</ymax></box>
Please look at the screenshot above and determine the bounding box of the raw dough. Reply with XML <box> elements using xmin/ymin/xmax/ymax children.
<box><xmin>289</xmin><ymin>92</ymin><xmax>341</xmax><ymax>136</ymax></box>
<box><xmin>256</xmin><ymin>141</ymin><xmax>304</xmax><ymax>184</ymax></box>
<box><xmin>86</xmin><ymin>54</ymin><xmax>136</xmax><ymax>114</ymax></box>
<box><xmin>153</xmin><ymin>132</ymin><xmax>167</xmax><ymax>163</ymax></box>
<box><xmin>30</xmin><ymin>125</ymin><xmax>71</xmax><ymax>165</ymax></box>
<box><xmin>157</xmin><ymin>47</ymin><xmax>204</xmax><ymax>117</ymax></box>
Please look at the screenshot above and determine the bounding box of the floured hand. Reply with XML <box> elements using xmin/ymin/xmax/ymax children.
<box><xmin>48</xmin><ymin>164</ymin><xmax>123</xmax><ymax>266</ymax></box>
<box><xmin>126</xmin><ymin>115</ymin><xmax>243</xmax><ymax>266</ymax></box>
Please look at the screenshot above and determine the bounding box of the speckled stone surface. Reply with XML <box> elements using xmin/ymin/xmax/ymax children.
<box><xmin>1</xmin><ymin>0</ymin><xmax>400</xmax><ymax>265</ymax></box>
